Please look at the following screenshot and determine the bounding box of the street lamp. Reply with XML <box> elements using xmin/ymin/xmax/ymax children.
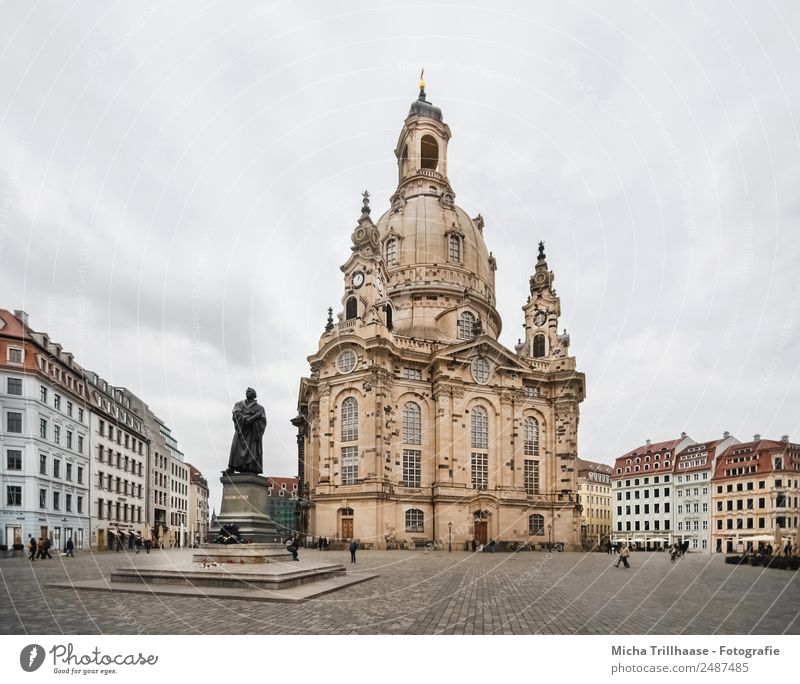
<box><xmin>448</xmin><ymin>522</ymin><xmax>452</xmax><ymax>552</ymax></box>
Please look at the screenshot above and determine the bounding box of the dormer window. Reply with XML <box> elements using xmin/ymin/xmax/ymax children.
<box><xmin>448</xmin><ymin>233</ymin><xmax>462</xmax><ymax>262</ymax></box>
<box><xmin>458</xmin><ymin>311</ymin><xmax>475</xmax><ymax>340</ymax></box>
<box><xmin>385</xmin><ymin>238</ymin><xmax>397</xmax><ymax>266</ymax></box>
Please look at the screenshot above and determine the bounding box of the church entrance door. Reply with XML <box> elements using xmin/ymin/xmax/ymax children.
<box><xmin>474</xmin><ymin>521</ymin><xmax>488</xmax><ymax>545</ymax></box>
<box><xmin>341</xmin><ymin>518</ymin><xmax>353</xmax><ymax>539</ymax></box>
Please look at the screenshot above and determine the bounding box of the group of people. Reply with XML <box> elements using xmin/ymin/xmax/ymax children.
<box><xmin>312</xmin><ymin>536</ymin><xmax>359</xmax><ymax>563</ymax></box>
<box><xmin>670</xmin><ymin>541</ymin><xmax>690</xmax><ymax>562</ymax></box>
<box><xmin>316</xmin><ymin>536</ymin><xmax>330</xmax><ymax>551</ymax></box>
<box><xmin>27</xmin><ymin>535</ymin><xmax>73</xmax><ymax>560</ymax></box>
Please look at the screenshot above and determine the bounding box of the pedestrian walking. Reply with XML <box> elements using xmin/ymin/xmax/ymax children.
<box><xmin>615</xmin><ymin>544</ymin><xmax>630</xmax><ymax>568</ymax></box>
<box><xmin>349</xmin><ymin>540</ymin><xmax>358</xmax><ymax>563</ymax></box>
<box><xmin>65</xmin><ymin>537</ymin><xmax>74</xmax><ymax>557</ymax></box>
<box><xmin>144</xmin><ymin>538</ymin><xmax>152</xmax><ymax>554</ymax></box>
<box><xmin>135</xmin><ymin>536</ymin><xmax>142</xmax><ymax>554</ymax></box>
<box><xmin>318</xmin><ymin>536</ymin><xmax>324</xmax><ymax>551</ymax></box>
<box><xmin>28</xmin><ymin>536</ymin><xmax>37</xmax><ymax>561</ymax></box>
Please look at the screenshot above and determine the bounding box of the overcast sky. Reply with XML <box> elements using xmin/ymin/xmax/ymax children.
<box><xmin>1</xmin><ymin>1</ymin><xmax>798</xmax><ymax>510</ymax></box>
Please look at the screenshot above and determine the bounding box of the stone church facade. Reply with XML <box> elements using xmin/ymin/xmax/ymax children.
<box><xmin>296</xmin><ymin>83</ymin><xmax>585</xmax><ymax>550</ymax></box>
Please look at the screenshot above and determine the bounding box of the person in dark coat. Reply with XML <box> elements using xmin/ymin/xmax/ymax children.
<box><xmin>349</xmin><ymin>540</ymin><xmax>358</xmax><ymax>563</ymax></box>
<box><xmin>28</xmin><ymin>536</ymin><xmax>37</xmax><ymax>561</ymax></box>
<box><xmin>144</xmin><ymin>538</ymin><xmax>152</xmax><ymax>554</ymax></box>
<box><xmin>286</xmin><ymin>538</ymin><xmax>299</xmax><ymax>561</ymax></box>
<box><xmin>65</xmin><ymin>537</ymin><xmax>74</xmax><ymax>557</ymax></box>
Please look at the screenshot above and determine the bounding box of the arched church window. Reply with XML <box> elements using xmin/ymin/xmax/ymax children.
<box><xmin>345</xmin><ymin>297</ymin><xmax>358</xmax><ymax>320</ymax></box>
<box><xmin>458</xmin><ymin>311</ymin><xmax>475</xmax><ymax>340</ymax></box>
<box><xmin>341</xmin><ymin>397</ymin><xmax>358</xmax><ymax>442</ymax></box>
<box><xmin>528</xmin><ymin>514</ymin><xmax>545</xmax><ymax>536</ymax></box>
<box><xmin>385</xmin><ymin>238</ymin><xmax>397</xmax><ymax>266</ymax></box>
<box><xmin>471</xmin><ymin>406</ymin><xmax>488</xmax><ymax>450</ymax></box>
<box><xmin>420</xmin><ymin>135</ymin><xmax>439</xmax><ymax>170</ymax></box>
<box><xmin>533</xmin><ymin>334</ymin><xmax>546</xmax><ymax>358</ymax></box>
<box><xmin>448</xmin><ymin>233</ymin><xmax>462</xmax><ymax>262</ymax></box>
<box><xmin>405</xmin><ymin>508</ymin><xmax>424</xmax><ymax>532</ymax></box>
<box><xmin>524</xmin><ymin>417</ymin><xmax>539</xmax><ymax>457</ymax></box>
<box><xmin>403</xmin><ymin>402</ymin><xmax>421</xmax><ymax>445</ymax></box>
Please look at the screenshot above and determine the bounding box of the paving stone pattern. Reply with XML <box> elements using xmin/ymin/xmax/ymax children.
<box><xmin>0</xmin><ymin>548</ymin><xmax>797</xmax><ymax>635</ymax></box>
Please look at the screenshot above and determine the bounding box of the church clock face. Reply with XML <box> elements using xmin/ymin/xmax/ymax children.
<box><xmin>534</xmin><ymin>272</ymin><xmax>547</xmax><ymax>285</ymax></box>
<box><xmin>533</xmin><ymin>310</ymin><xmax>547</xmax><ymax>327</ymax></box>
<box><xmin>352</xmin><ymin>271</ymin><xmax>365</xmax><ymax>289</ymax></box>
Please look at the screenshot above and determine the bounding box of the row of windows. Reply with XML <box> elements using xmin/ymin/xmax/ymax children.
<box><xmin>96</xmin><ymin>472</ymin><xmax>143</xmax><ymax>498</ymax></box>
<box><xmin>4</xmin><ymin>485</ymin><xmax>83</xmax><ymax>513</ymax></box>
<box><xmin>715</xmin><ymin>495</ymin><xmax>796</xmax><ymax>511</ymax></box>
<box><xmin>715</xmin><ymin>516</ymin><xmax>799</xmax><ymax>530</ymax></box>
<box><xmin>96</xmin><ymin>445</ymin><xmax>143</xmax><ymax>476</ymax></box>
<box><xmin>617</xmin><ymin>503</ymin><xmax>672</xmax><ymax>515</ymax></box>
<box><xmin>97</xmin><ymin>419</ymin><xmax>144</xmax><ymax>455</ymax></box>
<box><xmin>677</xmin><ymin>520</ymin><xmax>708</xmax><ymax>531</ymax></box>
<box><xmin>4</xmin><ymin>450</ymin><xmax>86</xmax><ymax>484</ymax></box>
<box><xmin>96</xmin><ymin>498</ymin><xmax>143</xmax><ymax>523</ymax></box>
<box><xmin>617</xmin><ymin>520</ymin><xmax>671</xmax><ymax>531</ymax></box>
<box><xmin>399</xmin><ymin>509</ymin><xmax>548</xmax><ymax>537</ymax></box>
<box><xmin>616</xmin><ymin>476</ymin><xmax>671</xmax><ymax>487</ymax></box>
<box><xmin>3</xmin><ymin>412</ymin><xmax>86</xmax><ymax>454</ymax></box>
<box><xmin>616</xmin><ymin>488</ymin><xmax>670</xmax><ymax>500</ymax></box>
<box><xmin>37</xmin><ymin>385</ymin><xmax>86</xmax><ymax>422</ymax></box>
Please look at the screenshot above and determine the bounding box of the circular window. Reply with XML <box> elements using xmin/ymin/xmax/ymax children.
<box><xmin>471</xmin><ymin>357</ymin><xmax>491</xmax><ymax>385</ymax></box>
<box><xmin>336</xmin><ymin>349</ymin><xmax>357</xmax><ymax>374</ymax></box>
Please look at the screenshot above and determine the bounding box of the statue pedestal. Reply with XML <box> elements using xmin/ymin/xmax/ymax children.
<box><xmin>212</xmin><ymin>472</ymin><xmax>282</xmax><ymax>544</ymax></box>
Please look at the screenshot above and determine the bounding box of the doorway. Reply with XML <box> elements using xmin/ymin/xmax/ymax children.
<box><xmin>474</xmin><ymin>521</ymin><xmax>488</xmax><ymax>545</ymax></box>
<box><xmin>339</xmin><ymin>507</ymin><xmax>354</xmax><ymax>539</ymax></box>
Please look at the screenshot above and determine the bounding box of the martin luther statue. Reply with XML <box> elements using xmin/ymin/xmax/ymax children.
<box><xmin>226</xmin><ymin>387</ymin><xmax>266</xmax><ymax>475</ymax></box>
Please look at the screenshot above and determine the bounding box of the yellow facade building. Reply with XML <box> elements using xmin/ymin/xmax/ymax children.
<box><xmin>296</xmin><ymin>83</ymin><xmax>585</xmax><ymax>550</ymax></box>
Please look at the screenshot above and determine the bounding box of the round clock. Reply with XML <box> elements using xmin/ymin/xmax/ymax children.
<box><xmin>533</xmin><ymin>310</ymin><xmax>547</xmax><ymax>327</ymax></box>
<box><xmin>352</xmin><ymin>271</ymin><xmax>365</xmax><ymax>289</ymax></box>
<box><xmin>534</xmin><ymin>272</ymin><xmax>547</xmax><ymax>285</ymax></box>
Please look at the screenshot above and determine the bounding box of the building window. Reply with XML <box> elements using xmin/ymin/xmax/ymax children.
<box><xmin>6</xmin><ymin>449</ymin><xmax>22</xmax><ymax>470</ymax></box>
<box><xmin>341</xmin><ymin>397</ymin><xmax>358</xmax><ymax>442</ymax></box>
<box><xmin>54</xmin><ymin>425</ymin><xmax>61</xmax><ymax>444</ymax></box>
<box><xmin>54</xmin><ymin>394</ymin><xmax>61</xmax><ymax>410</ymax></box>
<box><xmin>524</xmin><ymin>416</ymin><xmax>539</xmax><ymax>457</ymax></box>
<box><xmin>528</xmin><ymin>514</ymin><xmax>545</xmax><ymax>536</ymax></box>
<box><xmin>66</xmin><ymin>431</ymin><xmax>73</xmax><ymax>450</ymax></box>
<box><xmin>53</xmin><ymin>459</ymin><xmax>60</xmax><ymax>479</ymax></box>
<box><xmin>471</xmin><ymin>453</ymin><xmax>488</xmax><ymax>490</ymax></box>
<box><xmin>471</xmin><ymin>357</ymin><xmax>491</xmax><ymax>385</ymax></box>
<box><xmin>385</xmin><ymin>238</ymin><xmax>397</xmax><ymax>266</ymax></box>
<box><xmin>403</xmin><ymin>449</ymin><xmax>421</xmax><ymax>487</ymax></box>
<box><xmin>39</xmin><ymin>454</ymin><xmax>47</xmax><ymax>475</ymax></box>
<box><xmin>403</xmin><ymin>402</ymin><xmax>422</xmax><ymax>445</ymax></box>
<box><xmin>6</xmin><ymin>485</ymin><xmax>22</xmax><ymax>506</ymax></box>
<box><xmin>40</xmin><ymin>386</ymin><xmax>48</xmax><ymax>402</ymax></box>
<box><xmin>336</xmin><ymin>349</ymin><xmax>357</xmax><ymax>374</ymax></box>
<box><xmin>471</xmin><ymin>406</ymin><xmax>488</xmax><ymax>450</ymax></box>
<box><xmin>533</xmin><ymin>334</ymin><xmax>546</xmax><ymax>358</ymax></box>
<box><xmin>448</xmin><ymin>233</ymin><xmax>462</xmax><ymax>262</ymax></box>
<box><xmin>524</xmin><ymin>459</ymin><xmax>540</xmax><ymax>495</ymax></box>
<box><xmin>458</xmin><ymin>311</ymin><xmax>475</xmax><ymax>340</ymax></box>
<box><xmin>345</xmin><ymin>297</ymin><xmax>358</xmax><ymax>321</ymax></box>
<box><xmin>7</xmin><ymin>377</ymin><xmax>22</xmax><ymax>395</ymax></box>
<box><xmin>7</xmin><ymin>412</ymin><xmax>23</xmax><ymax>433</ymax></box>
<box><xmin>39</xmin><ymin>489</ymin><xmax>46</xmax><ymax>508</ymax></box>
<box><xmin>8</xmin><ymin>347</ymin><xmax>23</xmax><ymax>364</ymax></box>
<box><xmin>405</xmin><ymin>508</ymin><xmax>424</xmax><ymax>532</ymax></box>
<box><xmin>77</xmin><ymin>435</ymin><xmax>83</xmax><ymax>453</ymax></box>
<box><xmin>403</xmin><ymin>368</ymin><xmax>422</xmax><ymax>380</ymax></box>
<box><xmin>77</xmin><ymin>496</ymin><xmax>83</xmax><ymax>514</ymax></box>
<box><xmin>341</xmin><ymin>446</ymin><xmax>358</xmax><ymax>485</ymax></box>
<box><xmin>66</xmin><ymin>493</ymin><xmax>72</xmax><ymax>512</ymax></box>
<box><xmin>66</xmin><ymin>400</ymin><xmax>73</xmax><ymax>416</ymax></box>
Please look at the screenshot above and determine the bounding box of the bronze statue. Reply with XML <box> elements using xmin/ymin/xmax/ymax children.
<box><xmin>226</xmin><ymin>387</ymin><xmax>266</xmax><ymax>474</ymax></box>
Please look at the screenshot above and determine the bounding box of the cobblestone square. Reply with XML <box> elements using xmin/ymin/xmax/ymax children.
<box><xmin>1</xmin><ymin>548</ymin><xmax>798</xmax><ymax>635</ymax></box>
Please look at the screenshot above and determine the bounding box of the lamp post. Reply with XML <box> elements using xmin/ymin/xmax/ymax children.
<box><xmin>448</xmin><ymin>522</ymin><xmax>452</xmax><ymax>552</ymax></box>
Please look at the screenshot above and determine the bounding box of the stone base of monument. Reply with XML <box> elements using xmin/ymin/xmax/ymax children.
<box><xmin>192</xmin><ymin>543</ymin><xmax>293</xmax><ymax>564</ymax></box>
<box><xmin>210</xmin><ymin>472</ymin><xmax>282</xmax><ymax>544</ymax></box>
<box><xmin>54</xmin><ymin>549</ymin><xmax>378</xmax><ymax>603</ymax></box>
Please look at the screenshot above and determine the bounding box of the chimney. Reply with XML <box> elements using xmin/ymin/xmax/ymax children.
<box><xmin>680</xmin><ymin>431</ymin><xmax>687</xmax><ymax>439</ymax></box>
<box><xmin>723</xmin><ymin>431</ymin><xmax>730</xmax><ymax>439</ymax></box>
<box><xmin>753</xmin><ymin>433</ymin><xmax>761</xmax><ymax>441</ymax></box>
<box><xmin>645</xmin><ymin>439</ymin><xmax>651</xmax><ymax>446</ymax></box>
<box><xmin>13</xmin><ymin>309</ymin><xmax>29</xmax><ymax>327</ymax></box>
<box><xmin>781</xmin><ymin>434</ymin><xmax>789</xmax><ymax>443</ymax></box>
